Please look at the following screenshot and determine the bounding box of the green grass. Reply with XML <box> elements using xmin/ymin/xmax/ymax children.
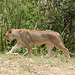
<box><xmin>0</xmin><ymin>53</ymin><xmax>75</xmax><ymax>67</ymax></box>
<box><xmin>0</xmin><ymin>53</ymin><xmax>75</xmax><ymax>75</ymax></box>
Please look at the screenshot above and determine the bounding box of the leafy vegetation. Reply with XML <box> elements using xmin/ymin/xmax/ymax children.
<box><xmin>0</xmin><ymin>0</ymin><xmax>75</xmax><ymax>55</ymax></box>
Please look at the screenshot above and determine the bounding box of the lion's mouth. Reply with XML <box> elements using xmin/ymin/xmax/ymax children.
<box><xmin>7</xmin><ymin>40</ymin><xmax>10</xmax><ymax>42</ymax></box>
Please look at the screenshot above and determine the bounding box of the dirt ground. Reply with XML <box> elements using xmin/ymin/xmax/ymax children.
<box><xmin>0</xmin><ymin>54</ymin><xmax>75</xmax><ymax>75</ymax></box>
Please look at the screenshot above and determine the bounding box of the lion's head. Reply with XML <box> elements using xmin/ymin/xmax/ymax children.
<box><xmin>5</xmin><ymin>29</ymin><xmax>20</xmax><ymax>43</ymax></box>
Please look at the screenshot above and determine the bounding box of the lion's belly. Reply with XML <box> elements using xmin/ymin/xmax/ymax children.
<box><xmin>33</xmin><ymin>39</ymin><xmax>50</xmax><ymax>45</ymax></box>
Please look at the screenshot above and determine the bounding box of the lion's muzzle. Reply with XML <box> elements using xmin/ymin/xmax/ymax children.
<box><xmin>7</xmin><ymin>40</ymin><xmax>10</xmax><ymax>42</ymax></box>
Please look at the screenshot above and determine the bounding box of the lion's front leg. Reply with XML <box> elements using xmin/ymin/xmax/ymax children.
<box><xmin>23</xmin><ymin>44</ymin><xmax>33</xmax><ymax>56</ymax></box>
<box><xmin>6</xmin><ymin>43</ymin><xmax>24</xmax><ymax>55</ymax></box>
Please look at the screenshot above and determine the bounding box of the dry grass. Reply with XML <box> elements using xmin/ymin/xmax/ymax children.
<box><xmin>0</xmin><ymin>53</ymin><xmax>75</xmax><ymax>75</ymax></box>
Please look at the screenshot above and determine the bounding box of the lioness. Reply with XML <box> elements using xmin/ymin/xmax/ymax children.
<box><xmin>5</xmin><ymin>29</ymin><xmax>70</xmax><ymax>59</ymax></box>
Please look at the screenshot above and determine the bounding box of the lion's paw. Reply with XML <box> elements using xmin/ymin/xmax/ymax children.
<box><xmin>6</xmin><ymin>52</ymin><xmax>12</xmax><ymax>55</ymax></box>
<box><xmin>45</xmin><ymin>54</ymin><xmax>50</xmax><ymax>58</ymax></box>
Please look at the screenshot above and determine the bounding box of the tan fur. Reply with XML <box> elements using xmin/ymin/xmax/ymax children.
<box><xmin>5</xmin><ymin>29</ymin><xmax>70</xmax><ymax>59</ymax></box>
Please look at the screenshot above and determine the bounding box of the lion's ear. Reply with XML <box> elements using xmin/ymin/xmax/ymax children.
<box><xmin>8</xmin><ymin>29</ymin><xmax>12</xmax><ymax>33</ymax></box>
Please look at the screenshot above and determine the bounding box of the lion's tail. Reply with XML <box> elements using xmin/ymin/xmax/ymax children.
<box><xmin>59</xmin><ymin>34</ymin><xmax>75</xmax><ymax>56</ymax></box>
<box><xmin>69</xmin><ymin>52</ymin><xmax>75</xmax><ymax>56</ymax></box>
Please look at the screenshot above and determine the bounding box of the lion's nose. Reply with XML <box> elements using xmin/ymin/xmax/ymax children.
<box><xmin>7</xmin><ymin>40</ymin><xmax>10</xmax><ymax>42</ymax></box>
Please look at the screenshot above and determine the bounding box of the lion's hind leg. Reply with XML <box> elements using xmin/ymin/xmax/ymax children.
<box><xmin>45</xmin><ymin>44</ymin><xmax>54</xmax><ymax>57</ymax></box>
